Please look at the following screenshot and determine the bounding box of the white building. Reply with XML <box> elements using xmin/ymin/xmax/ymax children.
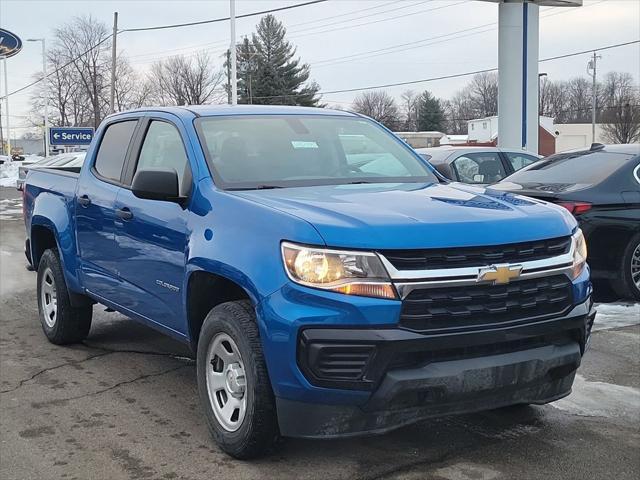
<box><xmin>394</xmin><ymin>131</ymin><xmax>446</xmax><ymax>149</ymax></box>
<box><xmin>554</xmin><ymin>124</ymin><xmax>608</xmax><ymax>152</ymax></box>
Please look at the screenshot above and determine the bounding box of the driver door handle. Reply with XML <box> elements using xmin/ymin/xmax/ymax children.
<box><xmin>78</xmin><ymin>195</ymin><xmax>91</xmax><ymax>207</ymax></box>
<box><xmin>115</xmin><ymin>207</ymin><xmax>133</xmax><ymax>221</ymax></box>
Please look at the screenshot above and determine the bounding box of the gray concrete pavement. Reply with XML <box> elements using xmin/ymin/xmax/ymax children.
<box><xmin>1</xmin><ymin>186</ymin><xmax>639</xmax><ymax>480</ymax></box>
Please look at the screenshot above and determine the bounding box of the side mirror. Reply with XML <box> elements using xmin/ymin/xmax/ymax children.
<box><xmin>132</xmin><ymin>168</ymin><xmax>181</xmax><ymax>203</ymax></box>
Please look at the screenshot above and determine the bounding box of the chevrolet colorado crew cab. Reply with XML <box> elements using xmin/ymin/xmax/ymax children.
<box><xmin>24</xmin><ymin>106</ymin><xmax>595</xmax><ymax>459</ymax></box>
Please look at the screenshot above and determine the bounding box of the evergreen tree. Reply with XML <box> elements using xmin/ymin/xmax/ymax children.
<box><xmin>417</xmin><ymin>90</ymin><xmax>446</xmax><ymax>132</ymax></box>
<box><xmin>227</xmin><ymin>15</ymin><xmax>321</xmax><ymax>106</ymax></box>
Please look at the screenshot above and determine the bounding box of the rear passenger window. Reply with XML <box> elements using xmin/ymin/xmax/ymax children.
<box><xmin>94</xmin><ymin>120</ymin><xmax>137</xmax><ymax>182</ymax></box>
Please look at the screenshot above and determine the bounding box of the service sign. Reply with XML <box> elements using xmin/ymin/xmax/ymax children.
<box><xmin>0</xmin><ymin>29</ymin><xmax>22</xmax><ymax>58</ymax></box>
<box><xmin>49</xmin><ymin>127</ymin><xmax>95</xmax><ymax>146</ymax></box>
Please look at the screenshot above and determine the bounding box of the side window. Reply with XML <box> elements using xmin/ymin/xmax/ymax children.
<box><xmin>506</xmin><ymin>152</ymin><xmax>539</xmax><ymax>172</ymax></box>
<box><xmin>94</xmin><ymin>120</ymin><xmax>137</xmax><ymax>182</ymax></box>
<box><xmin>136</xmin><ymin>121</ymin><xmax>191</xmax><ymax>196</ymax></box>
<box><xmin>453</xmin><ymin>152</ymin><xmax>506</xmax><ymax>184</ymax></box>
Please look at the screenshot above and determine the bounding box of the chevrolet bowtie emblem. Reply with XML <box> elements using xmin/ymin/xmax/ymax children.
<box><xmin>477</xmin><ymin>264</ymin><xmax>523</xmax><ymax>285</ymax></box>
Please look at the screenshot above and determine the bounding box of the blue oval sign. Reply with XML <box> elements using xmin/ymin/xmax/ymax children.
<box><xmin>0</xmin><ymin>29</ymin><xmax>22</xmax><ymax>58</ymax></box>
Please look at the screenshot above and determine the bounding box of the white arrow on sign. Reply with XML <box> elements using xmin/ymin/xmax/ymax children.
<box><xmin>53</xmin><ymin>133</ymin><xmax>60</xmax><ymax>139</ymax></box>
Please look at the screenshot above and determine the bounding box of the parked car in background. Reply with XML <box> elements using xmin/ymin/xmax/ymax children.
<box><xmin>416</xmin><ymin>146</ymin><xmax>541</xmax><ymax>185</ymax></box>
<box><xmin>493</xmin><ymin>144</ymin><xmax>640</xmax><ymax>300</ymax></box>
<box><xmin>17</xmin><ymin>152</ymin><xmax>86</xmax><ymax>190</ymax></box>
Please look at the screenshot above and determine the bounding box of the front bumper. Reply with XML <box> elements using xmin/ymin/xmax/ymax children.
<box><xmin>272</xmin><ymin>296</ymin><xmax>595</xmax><ymax>438</ymax></box>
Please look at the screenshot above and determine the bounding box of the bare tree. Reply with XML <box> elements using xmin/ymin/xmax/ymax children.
<box><xmin>443</xmin><ymin>90</ymin><xmax>475</xmax><ymax>134</ymax></box>
<box><xmin>149</xmin><ymin>52</ymin><xmax>225</xmax><ymax>106</ymax></box>
<box><xmin>600</xmin><ymin>72</ymin><xmax>640</xmax><ymax>144</ymax></box>
<box><xmin>468</xmin><ymin>72</ymin><xmax>498</xmax><ymax>118</ymax></box>
<box><xmin>400</xmin><ymin>90</ymin><xmax>419</xmax><ymax>131</ymax></box>
<box><xmin>108</xmin><ymin>55</ymin><xmax>152</xmax><ymax>111</ymax></box>
<box><xmin>54</xmin><ymin>15</ymin><xmax>111</xmax><ymax>129</ymax></box>
<box><xmin>351</xmin><ymin>91</ymin><xmax>400</xmax><ymax>130</ymax></box>
<box><xmin>539</xmin><ymin>78</ymin><xmax>571</xmax><ymax>123</ymax></box>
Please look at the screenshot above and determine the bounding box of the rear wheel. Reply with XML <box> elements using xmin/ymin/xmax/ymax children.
<box><xmin>611</xmin><ymin>233</ymin><xmax>640</xmax><ymax>301</ymax></box>
<box><xmin>196</xmin><ymin>300</ymin><xmax>279</xmax><ymax>459</ymax></box>
<box><xmin>37</xmin><ymin>249</ymin><xmax>93</xmax><ymax>344</ymax></box>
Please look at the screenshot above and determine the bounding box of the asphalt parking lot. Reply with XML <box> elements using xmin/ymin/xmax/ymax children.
<box><xmin>1</xmin><ymin>186</ymin><xmax>639</xmax><ymax>480</ymax></box>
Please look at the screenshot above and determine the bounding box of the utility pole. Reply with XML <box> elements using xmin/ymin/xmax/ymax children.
<box><xmin>587</xmin><ymin>51</ymin><xmax>601</xmax><ymax>144</ymax></box>
<box><xmin>2</xmin><ymin>56</ymin><xmax>11</xmax><ymax>157</ymax></box>
<box><xmin>230</xmin><ymin>0</ymin><xmax>237</xmax><ymax>105</ymax></box>
<box><xmin>110</xmin><ymin>12</ymin><xmax>118</xmax><ymax>114</ymax></box>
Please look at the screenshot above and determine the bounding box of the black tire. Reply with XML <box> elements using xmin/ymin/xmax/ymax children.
<box><xmin>37</xmin><ymin>249</ymin><xmax>93</xmax><ymax>344</ymax></box>
<box><xmin>196</xmin><ymin>300</ymin><xmax>280</xmax><ymax>459</ymax></box>
<box><xmin>611</xmin><ymin>233</ymin><xmax>640</xmax><ymax>301</ymax></box>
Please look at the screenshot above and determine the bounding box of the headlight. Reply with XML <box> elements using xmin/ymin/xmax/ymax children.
<box><xmin>571</xmin><ymin>229</ymin><xmax>588</xmax><ymax>279</ymax></box>
<box><xmin>281</xmin><ymin>242</ymin><xmax>397</xmax><ymax>299</ymax></box>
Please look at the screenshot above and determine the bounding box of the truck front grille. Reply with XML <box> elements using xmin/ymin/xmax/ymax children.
<box><xmin>380</xmin><ymin>236</ymin><xmax>571</xmax><ymax>270</ymax></box>
<box><xmin>400</xmin><ymin>275</ymin><xmax>573</xmax><ymax>332</ymax></box>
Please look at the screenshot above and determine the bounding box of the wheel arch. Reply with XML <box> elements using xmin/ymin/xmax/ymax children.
<box><xmin>185</xmin><ymin>269</ymin><xmax>256</xmax><ymax>353</ymax></box>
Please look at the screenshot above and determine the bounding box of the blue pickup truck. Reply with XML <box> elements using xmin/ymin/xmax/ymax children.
<box><xmin>24</xmin><ymin>105</ymin><xmax>595</xmax><ymax>458</ymax></box>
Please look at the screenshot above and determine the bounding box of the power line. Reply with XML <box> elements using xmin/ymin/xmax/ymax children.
<box><xmin>1</xmin><ymin>34</ymin><xmax>113</xmax><ymax>100</ymax></box>
<box><xmin>288</xmin><ymin>0</ymin><xmax>470</xmax><ymax>40</ymax></box>
<box><xmin>120</xmin><ymin>0</ymin><xmax>327</xmax><ymax>32</ymax></box>
<box><xmin>0</xmin><ymin>0</ymin><xmax>328</xmax><ymax>100</ymax></box>
<box><xmin>125</xmin><ymin>1</ymin><xmax>411</xmax><ymax>61</ymax></box>
<box><xmin>127</xmin><ymin>0</ymin><xmax>451</xmax><ymax>65</ymax></box>
<box><xmin>251</xmin><ymin>40</ymin><xmax>640</xmax><ymax>100</ymax></box>
<box><xmin>310</xmin><ymin>1</ymin><xmax>606</xmax><ymax>68</ymax></box>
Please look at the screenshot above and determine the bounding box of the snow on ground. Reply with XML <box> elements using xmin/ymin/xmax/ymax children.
<box><xmin>0</xmin><ymin>162</ymin><xmax>19</xmax><ymax>187</ymax></box>
<box><xmin>593</xmin><ymin>302</ymin><xmax>640</xmax><ymax>331</ymax></box>
<box><xmin>552</xmin><ymin>374</ymin><xmax>640</xmax><ymax>418</ymax></box>
<box><xmin>0</xmin><ymin>198</ymin><xmax>23</xmax><ymax>220</ymax></box>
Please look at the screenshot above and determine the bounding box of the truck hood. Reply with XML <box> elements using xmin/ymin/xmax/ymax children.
<box><xmin>233</xmin><ymin>182</ymin><xmax>576</xmax><ymax>249</ymax></box>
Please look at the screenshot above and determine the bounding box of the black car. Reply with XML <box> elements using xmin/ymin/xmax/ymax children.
<box><xmin>493</xmin><ymin>144</ymin><xmax>640</xmax><ymax>300</ymax></box>
<box><xmin>416</xmin><ymin>146</ymin><xmax>541</xmax><ymax>184</ymax></box>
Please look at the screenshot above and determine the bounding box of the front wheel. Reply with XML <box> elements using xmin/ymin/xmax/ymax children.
<box><xmin>37</xmin><ymin>249</ymin><xmax>93</xmax><ymax>344</ymax></box>
<box><xmin>611</xmin><ymin>233</ymin><xmax>640</xmax><ymax>301</ymax></box>
<box><xmin>196</xmin><ymin>300</ymin><xmax>280</xmax><ymax>459</ymax></box>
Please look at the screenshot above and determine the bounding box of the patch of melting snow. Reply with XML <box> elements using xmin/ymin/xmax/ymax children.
<box><xmin>0</xmin><ymin>162</ymin><xmax>19</xmax><ymax>187</ymax></box>
<box><xmin>592</xmin><ymin>302</ymin><xmax>640</xmax><ymax>332</ymax></box>
<box><xmin>433</xmin><ymin>463</ymin><xmax>501</xmax><ymax>480</ymax></box>
<box><xmin>551</xmin><ymin>374</ymin><xmax>640</xmax><ymax>418</ymax></box>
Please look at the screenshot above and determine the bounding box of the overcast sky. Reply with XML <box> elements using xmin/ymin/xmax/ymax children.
<box><xmin>1</xmin><ymin>0</ymin><xmax>639</xmax><ymax>136</ymax></box>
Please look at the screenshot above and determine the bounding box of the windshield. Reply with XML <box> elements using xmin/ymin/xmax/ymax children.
<box><xmin>505</xmin><ymin>150</ymin><xmax>634</xmax><ymax>185</ymax></box>
<box><xmin>195</xmin><ymin>115</ymin><xmax>437</xmax><ymax>189</ymax></box>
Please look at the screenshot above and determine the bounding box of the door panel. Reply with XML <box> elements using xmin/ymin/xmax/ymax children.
<box><xmin>77</xmin><ymin>119</ymin><xmax>138</xmax><ymax>294</ymax></box>
<box><xmin>113</xmin><ymin>189</ymin><xmax>189</xmax><ymax>333</ymax></box>
<box><xmin>112</xmin><ymin>119</ymin><xmax>192</xmax><ymax>334</ymax></box>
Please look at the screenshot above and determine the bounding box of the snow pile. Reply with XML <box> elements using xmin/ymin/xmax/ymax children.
<box><xmin>593</xmin><ymin>302</ymin><xmax>640</xmax><ymax>331</ymax></box>
<box><xmin>0</xmin><ymin>161</ymin><xmax>19</xmax><ymax>188</ymax></box>
<box><xmin>552</xmin><ymin>374</ymin><xmax>640</xmax><ymax>418</ymax></box>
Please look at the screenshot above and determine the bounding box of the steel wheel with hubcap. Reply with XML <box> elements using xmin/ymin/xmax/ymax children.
<box><xmin>196</xmin><ymin>300</ymin><xmax>280</xmax><ymax>459</ymax></box>
<box><xmin>36</xmin><ymin>248</ymin><xmax>93</xmax><ymax>345</ymax></box>
<box><xmin>206</xmin><ymin>333</ymin><xmax>247</xmax><ymax>432</ymax></box>
<box><xmin>41</xmin><ymin>267</ymin><xmax>58</xmax><ymax>328</ymax></box>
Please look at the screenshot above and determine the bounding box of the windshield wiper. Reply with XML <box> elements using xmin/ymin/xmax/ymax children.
<box><xmin>254</xmin><ymin>184</ymin><xmax>284</xmax><ymax>190</ymax></box>
<box><xmin>343</xmin><ymin>180</ymin><xmax>375</xmax><ymax>185</ymax></box>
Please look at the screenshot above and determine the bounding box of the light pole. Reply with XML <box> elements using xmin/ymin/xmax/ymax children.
<box><xmin>587</xmin><ymin>52</ymin><xmax>601</xmax><ymax>144</ymax></box>
<box><xmin>27</xmin><ymin>38</ymin><xmax>49</xmax><ymax>156</ymax></box>
<box><xmin>1</xmin><ymin>55</ymin><xmax>11</xmax><ymax>157</ymax></box>
<box><xmin>538</xmin><ymin>73</ymin><xmax>547</xmax><ymax>116</ymax></box>
<box><xmin>229</xmin><ymin>0</ymin><xmax>238</xmax><ymax>105</ymax></box>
